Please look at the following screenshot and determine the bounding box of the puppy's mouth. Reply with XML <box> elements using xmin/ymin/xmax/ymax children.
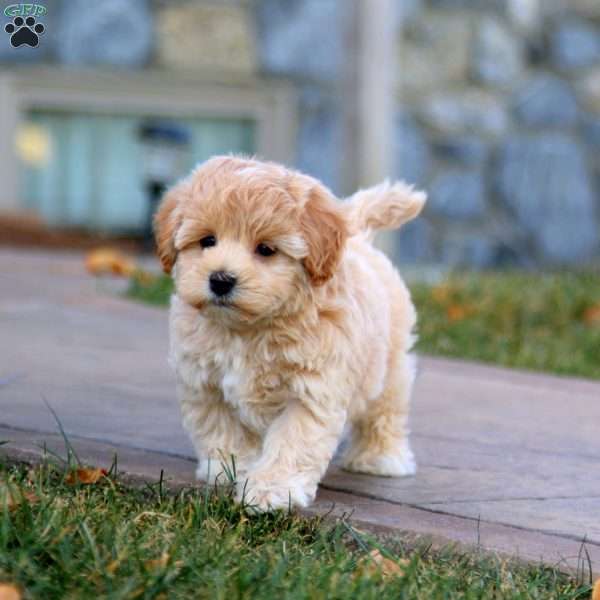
<box><xmin>190</xmin><ymin>297</ymin><xmax>236</xmax><ymax>311</ymax></box>
<box><xmin>207</xmin><ymin>294</ymin><xmax>259</xmax><ymax>320</ymax></box>
<box><xmin>210</xmin><ymin>297</ymin><xmax>236</xmax><ymax>308</ymax></box>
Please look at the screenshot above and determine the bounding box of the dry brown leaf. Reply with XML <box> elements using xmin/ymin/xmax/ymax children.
<box><xmin>145</xmin><ymin>553</ymin><xmax>183</xmax><ymax>573</ymax></box>
<box><xmin>85</xmin><ymin>247</ymin><xmax>137</xmax><ymax>278</ymax></box>
<box><xmin>355</xmin><ymin>549</ymin><xmax>408</xmax><ymax>579</ymax></box>
<box><xmin>0</xmin><ymin>583</ymin><xmax>22</xmax><ymax>600</ymax></box>
<box><xmin>145</xmin><ymin>553</ymin><xmax>170</xmax><ymax>571</ymax></box>
<box><xmin>106</xmin><ymin>559</ymin><xmax>121</xmax><ymax>575</ymax></box>
<box><xmin>65</xmin><ymin>467</ymin><xmax>108</xmax><ymax>486</ymax></box>
<box><xmin>583</xmin><ymin>304</ymin><xmax>600</xmax><ymax>326</ymax></box>
<box><xmin>447</xmin><ymin>304</ymin><xmax>470</xmax><ymax>322</ymax></box>
<box><xmin>592</xmin><ymin>578</ymin><xmax>600</xmax><ymax>600</ymax></box>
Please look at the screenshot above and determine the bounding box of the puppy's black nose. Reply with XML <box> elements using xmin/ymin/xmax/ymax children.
<box><xmin>209</xmin><ymin>271</ymin><xmax>237</xmax><ymax>297</ymax></box>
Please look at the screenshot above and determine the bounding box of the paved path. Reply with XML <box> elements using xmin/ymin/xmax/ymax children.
<box><xmin>1</xmin><ymin>248</ymin><xmax>599</xmax><ymax>576</ymax></box>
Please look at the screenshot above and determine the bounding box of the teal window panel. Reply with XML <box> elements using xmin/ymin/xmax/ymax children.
<box><xmin>94</xmin><ymin>116</ymin><xmax>146</xmax><ymax>230</ymax></box>
<box><xmin>23</xmin><ymin>114</ymin><xmax>68</xmax><ymax>226</ymax></box>
<box><xmin>187</xmin><ymin>118</ymin><xmax>255</xmax><ymax>169</ymax></box>
<box><xmin>20</xmin><ymin>112</ymin><xmax>256</xmax><ymax>233</ymax></box>
<box><xmin>64</xmin><ymin>115</ymin><xmax>101</xmax><ymax>228</ymax></box>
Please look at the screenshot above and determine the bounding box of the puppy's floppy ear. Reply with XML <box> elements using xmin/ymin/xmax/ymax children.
<box><xmin>299</xmin><ymin>187</ymin><xmax>348</xmax><ymax>286</ymax></box>
<box><xmin>153</xmin><ymin>181</ymin><xmax>188</xmax><ymax>274</ymax></box>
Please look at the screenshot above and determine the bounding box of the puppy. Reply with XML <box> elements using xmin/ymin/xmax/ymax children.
<box><xmin>154</xmin><ymin>156</ymin><xmax>426</xmax><ymax>511</ymax></box>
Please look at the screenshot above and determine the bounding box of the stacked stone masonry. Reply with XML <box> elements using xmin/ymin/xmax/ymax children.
<box><xmin>1</xmin><ymin>0</ymin><xmax>598</xmax><ymax>267</ymax></box>
<box><xmin>259</xmin><ymin>0</ymin><xmax>600</xmax><ymax>267</ymax></box>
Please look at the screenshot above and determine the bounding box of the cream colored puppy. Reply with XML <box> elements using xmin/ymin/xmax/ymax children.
<box><xmin>154</xmin><ymin>156</ymin><xmax>426</xmax><ymax>512</ymax></box>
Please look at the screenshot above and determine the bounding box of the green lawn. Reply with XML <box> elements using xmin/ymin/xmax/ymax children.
<box><xmin>0</xmin><ymin>460</ymin><xmax>590</xmax><ymax>599</ymax></box>
<box><xmin>127</xmin><ymin>272</ymin><xmax>175</xmax><ymax>307</ymax></box>
<box><xmin>412</xmin><ymin>271</ymin><xmax>600</xmax><ymax>379</ymax></box>
<box><xmin>127</xmin><ymin>270</ymin><xmax>600</xmax><ymax>380</ymax></box>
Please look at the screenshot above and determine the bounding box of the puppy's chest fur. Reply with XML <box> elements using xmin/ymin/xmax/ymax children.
<box><xmin>171</xmin><ymin>307</ymin><xmax>301</xmax><ymax>432</ymax></box>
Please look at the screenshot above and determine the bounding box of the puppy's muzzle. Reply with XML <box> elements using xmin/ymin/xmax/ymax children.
<box><xmin>209</xmin><ymin>271</ymin><xmax>237</xmax><ymax>297</ymax></box>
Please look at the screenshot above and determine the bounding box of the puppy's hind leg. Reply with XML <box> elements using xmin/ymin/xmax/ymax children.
<box><xmin>341</xmin><ymin>353</ymin><xmax>417</xmax><ymax>477</ymax></box>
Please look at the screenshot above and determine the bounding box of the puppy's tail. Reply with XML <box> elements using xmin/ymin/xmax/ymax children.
<box><xmin>344</xmin><ymin>180</ymin><xmax>426</xmax><ymax>241</ymax></box>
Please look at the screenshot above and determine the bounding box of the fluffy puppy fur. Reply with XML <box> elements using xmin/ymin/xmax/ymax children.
<box><xmin>154</xmin><ymin>156</ymin><xmax>426</xmax><ymax>512</ymax></box>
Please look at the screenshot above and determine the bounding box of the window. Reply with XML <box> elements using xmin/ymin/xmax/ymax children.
<box><xmin>19</xmin><ymin>112</ymin><xmax>255</xmax><ymax>232</ymax></box>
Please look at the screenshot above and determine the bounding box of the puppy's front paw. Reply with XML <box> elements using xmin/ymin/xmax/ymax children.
<box><xmin>236</xmin><ymin>476</ymin><xmax>314</xmax><ymax>513</ymax></box>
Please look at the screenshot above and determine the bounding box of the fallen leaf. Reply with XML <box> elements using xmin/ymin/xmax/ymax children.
<box><xmin>583</xmin><ymin>304</ymin><xmax>600</xmax><ymax>326</ymax></box>
<box><xmin>65</xmin><ymin>467</ymin><xmax>107</xmax><ymax>486</ymax></box>
<box><xmin>145</xmin><ymin>552</ymin><xmax>184</xmax><ymax>573</ymax></box>
<box><xmin>85</xmin><ymin>247</ymin><xmax>137</xmax><ymax>278</ymax></box>
<box><xmin>0</xmin><ymin>584</ymin><xmax>21</xmax><ymax>600</ymax></box>
<box><xmin>145</xmin><ymin>553</ymin><xmax>170</xmax><ymax>571</ymax></box>
<box><xmin>106</xmin><ymin>559</ymin><xmax>121</xmax><ymax>575</ymax></box>
<box><xmin>354</xmin><ymin>549</ymin><xmax>408</xmax><ymax>579</ymax></box>
<box><xmin>592</xmin><ymin>578</ymin><xmax>600</xmax><ymax>600</ymax></box>
<box><xmin>447</xmin><ymin>304</ymin><xmax>471</xmax><ymax>322</ymax></box>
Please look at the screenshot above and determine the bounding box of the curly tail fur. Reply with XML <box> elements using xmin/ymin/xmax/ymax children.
<box><xmin>344</xmin><ymin>180</ymin><xmax>427</xmax><ymax>241</ymax></box>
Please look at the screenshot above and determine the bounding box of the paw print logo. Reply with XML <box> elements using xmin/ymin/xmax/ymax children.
<box><xmin>5</xmin><ymin>16</ymin><xmax>45</xmax><ymax>48</ymax></box>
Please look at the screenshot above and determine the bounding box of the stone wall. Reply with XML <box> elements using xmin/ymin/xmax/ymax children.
<box><xmin>2</xmin><ymin>0</ymin><xmax>599</xmax><ymax>267</ymax></box>
<box><xmin>395</xmin><ymin>0</ymin><xmax>600</xmax><ymax>267</ymax></box>
<box><xmin>257</xmin><ymin>0</ymin><xmax>600</xmax><ymax>268</ymax></box>
<box><xmin>255</xmin><ymin>0</ymin><xmax>343</xmax><ymax>193</ymax></box>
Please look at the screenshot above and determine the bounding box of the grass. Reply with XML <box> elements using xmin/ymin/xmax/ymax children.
<box><xmin>127</xmin><ymin>273</ymin><xmax>175</xmax><ymax>307</ymax></box>
<box><xmin>0</xmin><ymin>458</ymin><xmax>591</xmax><ymax>599</ymax></box>
<box><xmin>127</xmin><ymin>269</ymin><xmax>600</xmax><ymax>380</ymax></box>
<box><xmin>412</xmin><ymin>271</ymin><xmax>600</xmax><ymax>379</ymax></box>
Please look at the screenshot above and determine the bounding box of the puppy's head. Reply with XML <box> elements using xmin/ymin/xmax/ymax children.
<box><xmin>154</xmin><ymin>156</ymin><xmax>347</xmax><ymax>324</ymax></box>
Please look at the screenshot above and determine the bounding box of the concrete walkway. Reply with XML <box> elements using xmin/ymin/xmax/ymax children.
<box><xmin>1</xmin><ymin>248</ymin><xmax>599</xmax><ymax>576</ymax></box>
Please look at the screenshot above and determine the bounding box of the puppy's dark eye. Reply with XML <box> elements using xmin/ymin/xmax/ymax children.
<box><xmin>256</xmin><ymin>243</ymin><xmax>277</xmax><ymax>257</ymax></box>
<box><xmin>199</xmin><ymin>235</ymin><xmax>217</xmax><ymax>249</ymax></box>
